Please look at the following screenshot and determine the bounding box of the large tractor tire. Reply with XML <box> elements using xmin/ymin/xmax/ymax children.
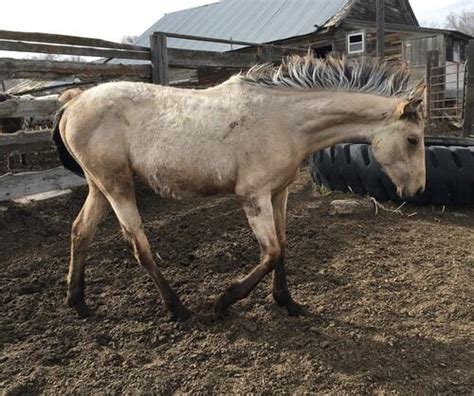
<box><xmin>309</xmin><ymin>137</ymin><xmax>474</xmax><ymax>205</ymax></box>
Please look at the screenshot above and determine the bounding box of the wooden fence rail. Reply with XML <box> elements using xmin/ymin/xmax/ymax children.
<box><xmin>0</xmin><ymin>58</ymin><xmax>152</xmax><ymax>81</ymax></box>
<box><xmin>0</xmin><ymin>29</ymin><xmax>149</xmax><ymax>51</ymax></box>
<box><xmin>0</xmin><ymin>167</ymin><xmax>85</xmax><ymax>201</ymax></box>
<box><xmin>0</xmin><ymin>97</ymin><xmax>59</xmax><ymax>118</ymax></box>
<box><xmin>0</xmin><ymin>129</ymin><xmax>53</xmax><ymax>157</ymax></box>
<box><xmin>0</xmin><ymin>40</ymin><xmax>151</xmax><ymax>60</ymax></box>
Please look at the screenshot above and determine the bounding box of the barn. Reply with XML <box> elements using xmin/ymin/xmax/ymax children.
<box><xmin>132</xmin><ymin>0</ymin><xmax>472</xmax><ymax>86</ymax></box>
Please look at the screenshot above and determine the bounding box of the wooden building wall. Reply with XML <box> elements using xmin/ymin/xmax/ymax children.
<box><xmin>346</xmin><ymin>0</ymin><xmax>418</xmax><ymax>26</ymax></box>
<box><xmin>402</xmin><ymin>35</ymin><xmax>446</xmax><ymax>66</ymax></box>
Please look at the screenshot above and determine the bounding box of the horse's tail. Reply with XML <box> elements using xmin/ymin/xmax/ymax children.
<box><xmin>52</xmin><ymin>90</ymin><xmax>85</xmax><ymax>177</ymax></box>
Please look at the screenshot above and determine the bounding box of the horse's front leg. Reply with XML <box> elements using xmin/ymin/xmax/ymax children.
<box><xmin>271</xmin><ymin>187</ymin><xmax>306</xmax><ymax>316</ymax></box>
<box><xmin>214</xmin><ymin>194</ymin><xmax>280</xmax><ymax>317</ymax></box>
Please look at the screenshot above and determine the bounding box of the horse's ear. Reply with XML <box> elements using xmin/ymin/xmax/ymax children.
<box><xmin>407</xmin><ymin>80</ymin><xmax>425</xmax><ymax>109</ymax></box>
<box><xmin>411</xmin><ymin>79</ymin><xmax>426</xmax><ymax>101</ymax></box>
<box><xmin>395</xmin><ymin>80</ymin><xmax>425</xmax><ymax>120</ymax></box>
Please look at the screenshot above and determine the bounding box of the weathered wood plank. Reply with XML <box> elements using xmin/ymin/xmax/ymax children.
<box><xmin>0</xmin><ymin>130</ymin><xmax>53</xmax><ymax>157</ymax></box>
<box><xmin>157</xmin><ymin>31</ymin><xmax>306</xmax><ymax>51</ymax></box>
<box><xmin>464</xmin><ymin>40</ymin><xmax>474</xmax><ymax>137</ymax></box>
<box><xmin>0</xmin><ymin>166</ymin><xmax>85</xmax><ymax>201</ymax></box>
<box><xmin>13</xmin><ymin>189</ymin><xmax>72</xmax><ymax>204</ymax></box>
<box><xmin>346</xmin><ymin>0</ymin><xmax>418</xmax><ymax>26</ymax></box>
<box><xmin>0</xmin><ymin>58</ymin><xmax>151</xmax><ymax>81</ymax></box>
<box><xmin>0</xmin><ymin>29</ymin><xmax>149</xmax><ymax>52</ymax></box>
<box><xmin>0</xmin><ymin>40</ymin><xmax>150</xmax><ymax>60</ymax></box>
<box><xmin>150</xmin><ymin>33</ymin><xmax>169</xmax><ymax>85</ymax></box>
<box><xmin>168</xmin><ymin>48</ymin><xmax>258</xmax><ymax>69</ymax></box>
<box><xmin>0</xmin><ymin>98</ymin><xmax>59</xmax><ymax>118</ymax></box>
<box><xmin>376</xmin><ymin>0</ymin><xmax>385</xmax><ymax>58</ymax></box>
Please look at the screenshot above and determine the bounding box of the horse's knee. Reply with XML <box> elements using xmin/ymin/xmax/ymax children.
<box><xmin>71</xmin><ymin>220</ymin><xmax>93</xmax><ymax>251</ymax></box>
<box><xmin>121</xmin><ymin>225</ymin><xmax>152</xmax><ymax>263</ymax></box>
<box><xmin>264</xmin><ymin>245</ymin><xmax>282</xmax><ymax>269</ymax></box>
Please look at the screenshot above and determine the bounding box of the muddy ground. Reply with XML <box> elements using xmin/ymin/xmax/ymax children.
<box><xmin>0</xmin><ymin>167</ymin><xmax>473</xmax><ymax>394</ymax></box>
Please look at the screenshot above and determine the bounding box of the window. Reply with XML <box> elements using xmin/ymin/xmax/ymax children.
<box><xmin>347</xmin><ymin>32</ymin><xmax>365</xmax><ymax>54</ymax></box>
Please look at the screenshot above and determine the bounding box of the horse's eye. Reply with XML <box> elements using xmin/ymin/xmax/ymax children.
<box><xmin>407</xmin><ymin>135</ymin><xmax>419</xmax><ymax>146</ymax></box>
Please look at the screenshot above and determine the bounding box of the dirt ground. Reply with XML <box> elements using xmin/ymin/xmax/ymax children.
<box><xmin>0</xmin><ymin>168</ymin><xmax>473</xmax><ymax>394</ymax></box>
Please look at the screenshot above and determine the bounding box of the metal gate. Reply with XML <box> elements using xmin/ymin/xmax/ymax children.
<box><xmin>426</xmin><ymin>59</ymin><xmax>467</xmax><ymax>129</ymax></box>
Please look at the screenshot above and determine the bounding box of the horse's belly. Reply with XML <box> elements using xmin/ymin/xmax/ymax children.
<box><xmin>130</xmin><ymin>123</ymin><xmax>238</xmax><ymax>199</ymax></box>
<box><xmin>136</xmin><ymin>163</ymin><xmax>236</xmax><ymax>200</ymax></box>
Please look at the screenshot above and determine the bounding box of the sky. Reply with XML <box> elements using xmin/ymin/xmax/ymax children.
<box><xmin>0</xmin><ymin>0</ymin><xmax>472</xmax><ymax>44</ymax></box>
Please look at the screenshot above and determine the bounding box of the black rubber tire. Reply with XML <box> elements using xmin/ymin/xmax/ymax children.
<box><xmin>309</xmin><ymin>137</ymin><xmax>474</xmax><ymax>205</ymax></box>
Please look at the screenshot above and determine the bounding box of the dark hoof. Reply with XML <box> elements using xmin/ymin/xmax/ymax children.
<box><xmin>285</xmin><ymin>300</ymin><xmax>308</xmax><ymax>317</ymax></box>
<box><xmin>67</xmin><ymin>296</ymin><xmax>92</xmax><ymax>318</ymax></box>
<box><xmin>213</xmin><ymin>294</ymin><xmax>231</xmax><ymax>319</ymax></box>
<box><xmin>170</xmin><ymin>304</ymin><xmax>192</xmax><ymax>322</ymax></box>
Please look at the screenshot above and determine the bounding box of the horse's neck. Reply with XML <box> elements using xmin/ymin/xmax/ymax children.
<box><xmin>275</xmin><ymin>90</ymin><xmax>397</xmax><ymax>157</ymax></box>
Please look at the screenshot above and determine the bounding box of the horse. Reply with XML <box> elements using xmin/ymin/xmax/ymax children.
<box><xmin>53</xmin><ymin>54</ymin><xmax>426</xmax><ymax>321</ymax></box>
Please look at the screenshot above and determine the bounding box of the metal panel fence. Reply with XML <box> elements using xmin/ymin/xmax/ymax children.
<box><xmin>424</xmin><ymin>40</ymin><xmax>474</xmax><ymax>137</ymax></box>
<box><xmin>427</xmin><ymin>62</ymin><xmax>466</xmax><ymax>124</ymax></box>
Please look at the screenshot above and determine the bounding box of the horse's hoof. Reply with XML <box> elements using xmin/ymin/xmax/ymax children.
<box><xmin>213</xmin><ymin>294</ymin><xmax>230</xmax><ymax>319</ymax></box>
<box><xmin>72</xmin><ymin>302</ymin><xmax>93</xmax><ymax>318</ymax></box>
<box><xmin>170</xmin><ymin>304</ymin><xmax>192</xmax><ymax>322</ymax></box>
<box><xmin>76</xmin><ymin>304</ymin><xmax>93</xmax><ymax>318</ymax></box>
<box><xmin>285</xmin><ymin>300</ymin><xmax>308</xmax><ymax>317</ymax></box>
<box><xmin>66</xmin><ymin>295</ymin><xmax>92</xmax><ymax>318</ymax></box>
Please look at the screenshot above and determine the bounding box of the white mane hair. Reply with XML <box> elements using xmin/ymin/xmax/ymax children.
<box><xmin>239</xmin><ymin>54</ymin><xmax>416</xmax><ymax>98</ymax></box>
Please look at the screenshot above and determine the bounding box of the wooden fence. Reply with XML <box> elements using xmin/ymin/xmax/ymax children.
<box><xmin>0</xmin><ymin>29</ymin><xmax>281</xmax><ymax>84</ymax></box>
<box><xmin>0</xmin><ymin>29</ymin><xmax>291</xmax><ymax>201</ymax></box>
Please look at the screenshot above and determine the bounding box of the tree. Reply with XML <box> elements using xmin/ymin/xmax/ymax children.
<box><xmin>121</xmin><ymin>34</ymin><xmax>139</xmax><ymax>45</ymax></box>
<box><xmin>25</xmin><ymin>53</ymin><xmax>85</xmax><ymax>62</ymax></box>
<box><xmin>445</xmin><ymin>9</ymin><xmax>474</xmax><ymax>36</ymax></box>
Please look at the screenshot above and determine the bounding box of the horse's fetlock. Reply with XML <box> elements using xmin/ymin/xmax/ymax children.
<box><xmin>265</xmin><ymin>247</ymin><xmax>282</xmax><ymax>268</ymax></box>
<box><xmin>273</xmin><ymin>289</ymin><xmax>291</xmax><ymax>306</ymax></box>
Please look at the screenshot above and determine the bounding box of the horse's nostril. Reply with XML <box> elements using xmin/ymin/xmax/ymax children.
<box><xmin>416</xmin><ymin>187</ymin><xmax>425</xmax><ymax>196</ymax></box>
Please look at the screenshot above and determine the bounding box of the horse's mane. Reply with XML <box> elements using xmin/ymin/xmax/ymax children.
<box><xmin>239</xmin><ymin>54</ymin><xmax>415</xmax><ymax>98</ymax></box>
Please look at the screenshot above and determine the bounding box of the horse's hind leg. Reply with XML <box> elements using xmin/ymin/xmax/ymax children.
<box><xmin>67</xmin><ymin>178</ymin><xmax>109</xmax><ymax>317</ymax></box>
<box><xmin>271</xmin><ymin>187</ymin><xmax>306</xmax><ymax>316</ymax></box>
<box><xmin>102</xmin><ymin>181</ymin><xmax>191</xmax><ymax>321</ymax></box>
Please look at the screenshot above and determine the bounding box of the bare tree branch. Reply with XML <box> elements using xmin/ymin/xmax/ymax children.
<box><xmin>445</xmin><ymin>9</ymin><xmax>474</xmax><ymax>36</ymax></box>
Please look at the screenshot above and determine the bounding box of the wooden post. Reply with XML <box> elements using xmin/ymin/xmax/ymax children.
<box><xmin>426</xmin><ymin>50</ymin><xmax>440</xmax><ymax>124</ymax></box>
<box><xmin>150</xmin><ymin>33</ymin><xmax>169</xmax><ymax>85</ymax></box>
<box><xmin>463</xmin><ymin>40</ymin><xmax>474</xmax><ymax>137</ymax></box>
<box><xmin>257</xmin><ymin>46</ymin><xmax>272</xmax><ymax>63</ymax></box>
<box><xmin>426</xmin><ymin>51</ymin><xmax>434</xmax><ymax>124</ymax></box>
<box><xmin>376</xmin><ymin>0</ymin><xmax>385</xmax><ymax>58</ymax></box>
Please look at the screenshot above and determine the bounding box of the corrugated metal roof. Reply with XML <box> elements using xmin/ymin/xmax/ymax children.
<box><xmin>135</xmin><ymin>0</ymin><xmax>350</xmax><ymax>52</ymax></box>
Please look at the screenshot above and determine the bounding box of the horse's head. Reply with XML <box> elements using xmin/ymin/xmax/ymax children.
<box><xmin>371</xmin><ymin>82</ymin><xmax>426</xmax><ymax>199</ymax></box>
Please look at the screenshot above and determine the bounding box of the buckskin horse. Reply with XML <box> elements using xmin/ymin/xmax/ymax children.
<box><xmin>53</xmin><ymin>54</ymin><xmax>426</xmax><ymax>320</ymax></box>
